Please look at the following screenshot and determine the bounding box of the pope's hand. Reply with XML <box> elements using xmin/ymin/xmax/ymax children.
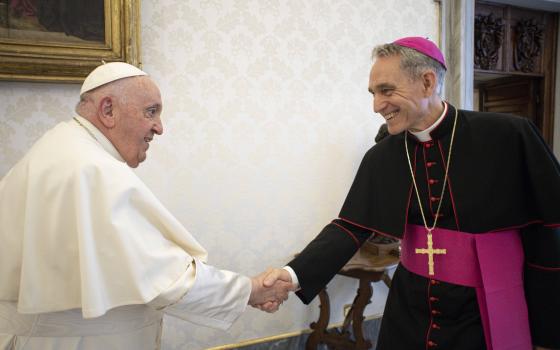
<box><xmin>249</xmin><ymin>268</ymin><xmax>295</xmax><ymax>313</ymax></box>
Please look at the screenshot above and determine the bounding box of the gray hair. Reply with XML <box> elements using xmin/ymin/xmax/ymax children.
<box><xmin>74</xmin><ymin>78</ymin><xmax>133</xmax><ymax>116</ymax></box>
<box><xmin>75</xmin><ymin>92</ymin><xmax>92</xmax><ymax>115</ymax></box>
<box><xmin>371</xmin><ymin>43</ymin><xmax>446</xmax><ymax>95</ymax></box>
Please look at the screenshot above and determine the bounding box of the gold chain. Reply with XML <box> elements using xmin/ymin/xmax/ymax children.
<box><xmin>73</xmin><ymin>117</ymin><xmax>99</xmax><ymax>142</ymax></box>
<box><xmin>405</xmin><ymin>107</ymin><xmax>458</xmax><ymax>233</ymax></box>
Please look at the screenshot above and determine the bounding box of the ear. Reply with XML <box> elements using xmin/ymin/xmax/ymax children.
<box><xmin>421</xmin><ymin>70</ymin><xmax>437</xmax><ymax>97</ymax></box>
<box><xmin>97</xmin><ymin>97</ymin><xmax>115</xmax><ymax>128</ymax></box>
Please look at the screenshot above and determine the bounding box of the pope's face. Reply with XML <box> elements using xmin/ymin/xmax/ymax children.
<box><xmin>111</xmin><ymin>77</ymin><xmax>163</xmax><ymax>168</ymax></box>
<box><xmin>368</xmin><ymin>55</ymin><xmax>431</xmax><ymax>135</ymax></box>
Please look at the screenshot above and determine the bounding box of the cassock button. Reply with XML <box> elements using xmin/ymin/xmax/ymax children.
<box><xmin>431</xmin><ymin>309</ymin><xmax>441</xmax><ymax>315</ymax></box>
<box><xmin>432</xmin><ymin>323</ymin><xmax>441</xmax><ymax>329</ymax></box>
<box><xmin>428</xmin><ymin>179</ymin><xmax>439</xmax><ymax>185</ymax></box>
<box><xmin>428</xmin><ymin>340</ymin><xmax>438</xmax><ymax>347</ymax></box>
<box><xmin>430</xmin><ymin>196</ymin><xmax>440</xmax><ymax>202</ymax></box>
<box><xmin>430</xmin><ymin>279</ymin><xmax>440</xmax><ymax>285</ymax></box>
<box><xmin>429</xmin><ymin>296</ymin><xmax>439</xmax><ymax>302</ymax></box>
<box><xmin>424</xmin><ymin>142</ymin><xmax>432</xmax><ymax>148</ymax></box>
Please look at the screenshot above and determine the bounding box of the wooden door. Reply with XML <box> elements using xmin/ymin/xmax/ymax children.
<box><xmin>474</xmin><ymin>1</ymin><xmax>557</xmax><ymax>145</ymax></box>
<box><xmin>478</xmin><ymin>76</ymin><xmax>542</xmax><ymax>129</ymax></box>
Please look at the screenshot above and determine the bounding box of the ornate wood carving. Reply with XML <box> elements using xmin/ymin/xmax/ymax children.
<box><xmin>474</xmin><ymin>13</ymin><xmax>504</xmax><ymax>70</ymax></box>
<box><xmin>474</xmin><ymin>1</ymin><xmax>557</xmax><ymax>146</ymax></box>
<box><xmin>513</xmin><ymin>19</ymin><xmax>543</xmax><ymax>73</ymax></box>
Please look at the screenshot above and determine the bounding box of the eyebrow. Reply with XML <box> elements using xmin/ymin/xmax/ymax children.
<box><xmin>146</xmin><ymin>103</ymin><xmax>162</xmax><ymax>111</ymax></box>
<box><xmin>369</xmin><ymin>83</ymin><xmax>395</xmax><ymax>94</ymax></box>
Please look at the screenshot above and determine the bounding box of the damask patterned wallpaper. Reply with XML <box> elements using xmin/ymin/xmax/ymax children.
<box><xmin>0</xmin><ymin>1</ymin><xmax>438</xmax><ymax>349</ymax></box>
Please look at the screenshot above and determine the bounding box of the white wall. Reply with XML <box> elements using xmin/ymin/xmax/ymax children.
<box><xmin>0</xmin><ymin>1</ymin><xmax>439</xmax><ymax>349</ymax></box>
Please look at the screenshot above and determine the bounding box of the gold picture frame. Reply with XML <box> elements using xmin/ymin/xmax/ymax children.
<box><xmin>0</xmin><ymin>0</ymin><xmax>141</xmax><ymax>83</ymax></box>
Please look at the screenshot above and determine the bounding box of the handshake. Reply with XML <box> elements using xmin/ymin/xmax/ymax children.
<box><xmin>248</xmin><ymin>268</ymin><xmax>297</xmax><ymax>313</ymax></box>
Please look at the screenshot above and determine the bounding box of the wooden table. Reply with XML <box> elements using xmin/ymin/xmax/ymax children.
<box><xmin>305</xmin><ymin>241</ymin><xmax>399</xmax><ymax>350</ymax></box>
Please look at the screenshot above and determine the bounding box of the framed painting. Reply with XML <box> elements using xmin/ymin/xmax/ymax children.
<box><xmin>0</xmin><ymin>0</ymin><xmax>141</xmax><ymax>83</ymax></box>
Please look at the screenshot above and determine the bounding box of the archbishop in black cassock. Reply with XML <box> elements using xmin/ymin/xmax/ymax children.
<box><xmin>284</xmin><ymin>37</ymin><xmax>560</xmax><ymax>350</ymax></box>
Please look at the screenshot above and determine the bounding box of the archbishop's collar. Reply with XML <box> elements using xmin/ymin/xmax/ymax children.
<box><xmin>408</xmin><ymin>102</ymin><xmax>456</xmax><ymax>143</ymax></box>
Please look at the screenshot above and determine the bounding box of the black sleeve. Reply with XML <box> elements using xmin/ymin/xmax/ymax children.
<box><xmin>516</xmin><ymin>118</ymin><xmax>560</xmax><ymax>348</ymax></box>
<box><xmin>521</xmin><ymin>225</ymin><xmax>560</xmax><ymax>349</ymax></box>
<box><xmin>521</xmin><ymin>118</ymin><xmax>560</xmax><ymax>222</ymax></box>
<box><xmin>287</xmin><ymin>219</ymin><xmax>372</xmax><ymax>304</ymax></box>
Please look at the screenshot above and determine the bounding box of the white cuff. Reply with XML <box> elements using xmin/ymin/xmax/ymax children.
<box><xmin>283</xmin><ymin>266</ymin><xmax>300</xmax><ymax>290</ymax></box>
<box><xmin>161</xmin><ymin>258</ymin><xmax>251</xmax><ymax>330</ymax></box>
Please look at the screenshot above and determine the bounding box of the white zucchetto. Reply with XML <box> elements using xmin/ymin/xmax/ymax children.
<box><xmin>81</xmin><ymin>62</ymin><xmax>147</xmax><ymax>95</ymax></box>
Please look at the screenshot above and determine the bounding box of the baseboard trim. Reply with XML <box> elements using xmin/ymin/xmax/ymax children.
<box><xmin>207</xmin><ymin>314</ymin><xmax>383</xmax><ymax>350</ymax></box>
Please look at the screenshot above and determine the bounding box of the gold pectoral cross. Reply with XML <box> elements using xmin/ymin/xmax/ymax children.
<box><xmin>415</xmin><ymin>230</ymin><xmax>446</xmax><ymax>276</ymax></box>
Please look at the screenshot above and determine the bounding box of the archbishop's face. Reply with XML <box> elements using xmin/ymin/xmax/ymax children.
<box><xmin>368</xmin><ymin>55</ymin><xmax>431</xmax><ymax>135</ymax></box>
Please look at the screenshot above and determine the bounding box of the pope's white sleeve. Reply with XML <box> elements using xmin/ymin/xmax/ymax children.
<box><xmin>148</xmin><ymin>258</ymin><xmax>251</xmax><ymax>330</ymax></box>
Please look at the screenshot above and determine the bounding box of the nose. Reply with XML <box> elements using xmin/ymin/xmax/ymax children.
<box><xmin>373</xmin><ymin>95</ymin><xmax>386</xmax><ymax>114</ymax></box>
<box><xmin>153</xmin><ymin>116</ymin><xmax>163</xmax><ymax>135</ymax></box>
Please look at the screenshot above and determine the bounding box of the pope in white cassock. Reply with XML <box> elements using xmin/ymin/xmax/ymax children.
<box><xmin>0</xmin><ymin>62</ymin><xmax>293</xmax><ymax>350</ymax></box>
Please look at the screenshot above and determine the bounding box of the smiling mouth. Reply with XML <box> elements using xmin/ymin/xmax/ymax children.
<box><xmin>385</xmin><ymin>111</ymin><xmax>398</xmax><ymax>121</ymax></box>
<box><xmin>144</xmin><ymin>137</ymin><xmax>152</xmax><ymax>150</ymax></box>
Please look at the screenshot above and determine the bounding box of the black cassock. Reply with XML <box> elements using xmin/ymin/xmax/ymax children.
<box><xmin>287</xmin><ymin>103</ymin><xmax>560</xmax><ymax>350</ymax></box>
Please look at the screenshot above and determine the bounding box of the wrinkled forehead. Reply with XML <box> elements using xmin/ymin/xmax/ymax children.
<box><xmin>117</xmin><ymin>76</ymin><xmax>162</xmax><ymax>103</ymax></box>
<box><xmin>371</xmin><ymin>54</ymin><xmax>403</xmax><ymax>73</ymax></box>
<box><xmin>136</xmin><ymin>76</ymin><xmax>161</xmax><ymax>97</ymax></box>
<box><xmin>369</xmin><ymin>55</ymin><xmax>407</xmax><ymax>86</ymax></box>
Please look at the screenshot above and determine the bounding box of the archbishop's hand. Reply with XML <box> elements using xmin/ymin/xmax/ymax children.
<box><xmin>249</xmin><ymin>268</ymin><xmax>295</xmax><ymax>313</ymax></box>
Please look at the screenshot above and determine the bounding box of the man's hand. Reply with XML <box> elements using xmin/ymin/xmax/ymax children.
<box><xmin>249</xmin><ymin>268</ymin><xmax>295</xmax><ymax>313</ymax></box>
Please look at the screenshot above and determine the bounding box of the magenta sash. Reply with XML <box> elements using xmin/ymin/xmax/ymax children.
<box><xmin>400</xmin><ymin>224</ymin><xmax>532</xmax><ymax>350</ymax></box>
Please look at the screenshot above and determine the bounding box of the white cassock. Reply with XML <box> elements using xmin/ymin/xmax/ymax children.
<box><xmin>0</xmin><ymin>116</ymin><xmax>252</xmax><ymax>350</ymax></box>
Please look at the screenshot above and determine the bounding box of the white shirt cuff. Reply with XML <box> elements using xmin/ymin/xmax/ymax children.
<box><xmin>283</xmin><ymin>266</ymin><xmax>300</xmax><ymax>290</ymax></box>
<box><xmin>153</xmin><ymin>258</ymin><xmax>251</xmax><ymax>330</ymax></box>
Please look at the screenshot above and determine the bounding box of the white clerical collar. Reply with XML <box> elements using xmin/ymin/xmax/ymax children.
<box><xmin>72</xmin><ymin>115</ymin><xmax>125</xmax><ymax>163</ymax></box>
<box><xmin>409</xmin><ymin>102</ymin><xmax>448</xmax><ymax>142</ymax></box>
